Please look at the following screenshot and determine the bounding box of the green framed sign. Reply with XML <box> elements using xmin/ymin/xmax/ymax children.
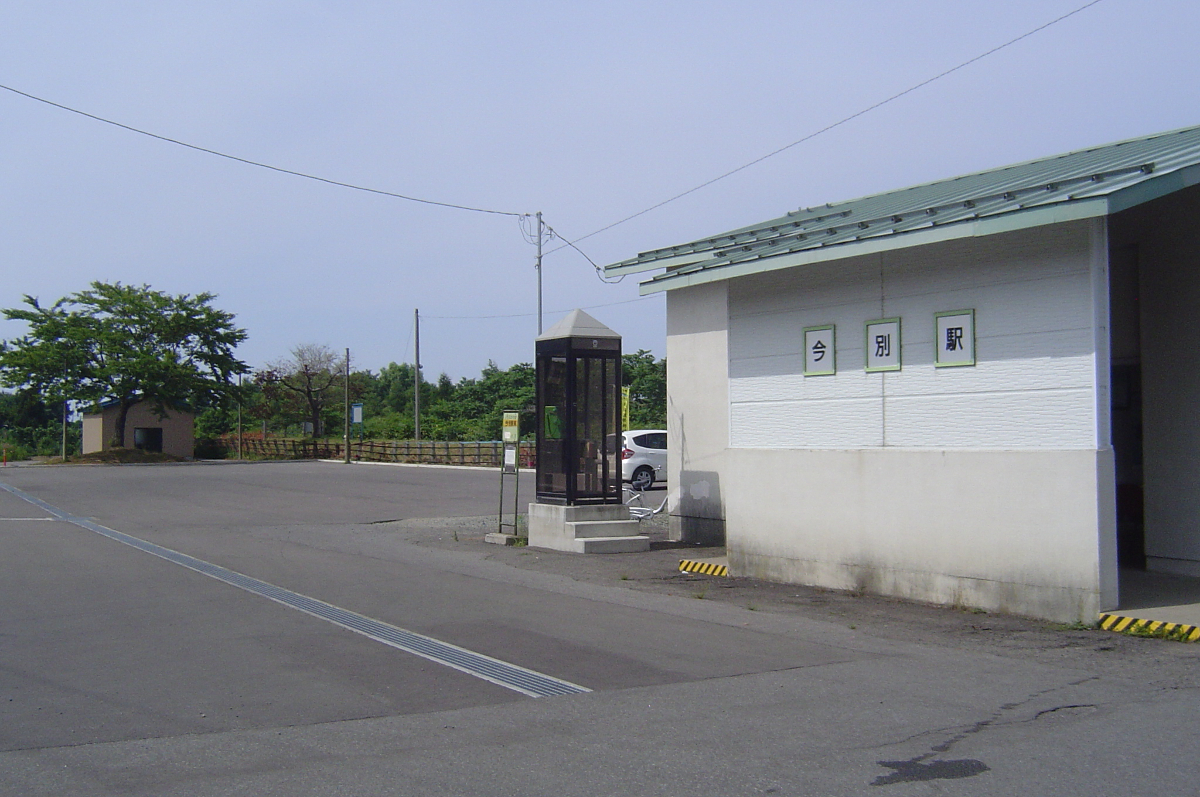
<box><xmin>803</xmin><ymin>325</ymin><xmax>836</xmax><ymax>376</ymax></box>
<box><xmin>864</xmin><ymin>318</ymin><xmax>901</xmax><ymax>372</ymax></box>
<box><xmin>934</xmin><ymin>309</ymin><xmax>975</xmax><ymax>367</ymax></box>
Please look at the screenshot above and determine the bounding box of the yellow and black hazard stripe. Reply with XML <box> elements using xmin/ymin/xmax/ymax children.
<box><xmin>1099</xmin><ymin>613</ymin><xmax>1200</xmax><ymax>642</ymax></box>
<box><xmin>679</xmin><ymin>559</ymin><xmax>729</xmax><ymax>577</ymax></box>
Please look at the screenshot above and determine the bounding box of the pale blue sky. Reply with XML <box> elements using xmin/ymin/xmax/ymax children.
<box><xmin>2</xmin><ymin>1</ymin><xmax>1197</xmax><ymax>378</ymax></box>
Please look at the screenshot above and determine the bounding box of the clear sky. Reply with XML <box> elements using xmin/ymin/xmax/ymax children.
<box><xmin>2</xmin><ymin>1</ymin><xmax>1197</xmax><ymax>380</ymax></box>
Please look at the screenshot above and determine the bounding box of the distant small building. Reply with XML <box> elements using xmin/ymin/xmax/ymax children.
<box><xmin>81</xmin><ymin>400</ymin><xmax>195</xmax><ymax>459</ymax></box>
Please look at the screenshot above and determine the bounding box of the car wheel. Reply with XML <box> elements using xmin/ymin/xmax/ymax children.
<box><xmin>630</xmin><ymin>466</ymin><xmax>654</xmax><ymax>491</ymax></box>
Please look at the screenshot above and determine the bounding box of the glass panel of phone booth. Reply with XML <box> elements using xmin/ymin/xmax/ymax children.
<box><xmin>537</xmin><ymin>356</ymin><xmax>567</xmax><ymax>495</ymax></box>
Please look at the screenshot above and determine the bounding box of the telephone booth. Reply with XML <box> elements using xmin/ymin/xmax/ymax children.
<box><xmin>535</xmin><ymin>309</ymin><xmax>622</xmax><ymax>505</ymax></box>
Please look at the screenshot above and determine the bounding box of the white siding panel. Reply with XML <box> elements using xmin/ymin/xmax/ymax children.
<box><xmin>728</xmin><ymin>299</ymin><xmax>881</xmax><ymax>362</ymax></box>
<box><xmin>886</xmin><ymin>273</ymin><xmax>1093</xmax><ymax>351</ymax></box>
<box><xmin>732</xmin><ymin>256</ymin><xmax>880</xmax><ymax>317</ymax></box>
<box><xmin>726</xmin><ymin>221</ymin><xmax>1099</xmax><ymax>450</ymax></box>
<box><xmin>730</xmin><ymin>370</ymin><xmax>880</xmax><ymax>403</ymax></box>
<box><xmin>885</xmin><ymin>388</ymin><xmax>1096</xmax><ymax>448</ymax></box>
<box><xmin>883</xmin><ymin>223</ymin><xmax>1091</xmax><ymax>296</ymax></box>
<box><xmin>732</xmin><ymin>397</ymin><xmax>884</xmax><ymax>448</ymax></box>
<box><xmin>882</xmin><ymin>351</ymin><xmax>1094</xmax><ymax>398</ymax></box>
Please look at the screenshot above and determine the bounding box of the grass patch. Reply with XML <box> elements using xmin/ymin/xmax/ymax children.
<box><xmin>1125</xmin><ymin>623</ymin><xmax>1195</xmax><ymax>642</ymax></box>
<box><xmin>1058</xmin><ymin>620</ymin><xmax>1099</xmax><ymax>632</ymax></box>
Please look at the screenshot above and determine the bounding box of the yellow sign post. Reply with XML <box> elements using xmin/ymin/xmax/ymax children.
<box><xmin>502</xmin><ymin>411</ymin><xmax>520</xmax><ymax>443</ymax></box>
<box><xmin>494</xmin><ymin>411</ymin><xmax>522</xmax><ymax>541</ymax></box>
<box><xmin>621</xmin><ymin>386</ymin><xmax>631</xmax><ymax>431</ymax></box>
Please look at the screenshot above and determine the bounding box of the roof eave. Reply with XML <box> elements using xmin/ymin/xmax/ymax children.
<box><xmin>605</xmin><ymin>252</ymin><xmax>714</xmax><ymax>277</ymax></box>
<box><xmin>1106</xmin><ymin>163</ymin><xmax>1200</xmax><ymax>215</ymax></box>
<box><xmin>638</xmin><ymin>198</ymin><xmax>1110</xmax><ymax>295</ymax></box>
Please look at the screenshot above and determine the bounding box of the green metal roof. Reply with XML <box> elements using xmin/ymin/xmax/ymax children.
<box><xmin>606</xmin><ymin>125</ymin><xmax>1200</xmax><ymax>294</ymax></box>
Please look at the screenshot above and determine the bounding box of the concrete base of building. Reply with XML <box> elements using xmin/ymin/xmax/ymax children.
<box><xmin>668</xmin><ymin>515</ymin><xmax>725</xmax><ymax>546</ymax></box>
<box><xmin>723</xmin><ymin>447</ymin><xmax>1116</xmax><ymax>624</ymax></box>
<box><xmin>527</xmin><ymin>502</ymin><xmax>649</xmax><ymax>554</ymax></box>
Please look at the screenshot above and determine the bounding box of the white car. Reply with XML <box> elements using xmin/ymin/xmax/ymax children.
<box><xmin>622</xmin><ymin>429</ymin><xmax>667</xmax><ymax>490</ymax></box>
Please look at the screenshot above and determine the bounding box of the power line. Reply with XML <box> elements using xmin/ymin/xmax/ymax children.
<box><xmin>424</xmin><ymin>294</ymin><xmax>657</xmax><ymax>321</ymax></box>
<box><xmin>541</xmin><ymin>222</ymin><xmax>625</xmax><ymax>284</ymax></box>
<box><xmin>0</xmin><ymin>82</ymin><xmax>524</xmax><ymax>218</ymax></box>
<box><xmin>0</xmin><ymin>0</ymin><xmax>1104</xmax><ymax>271</ymax></box>
<box><xmin>547</xmin><ymin>0</ymin><xmax>1105</xmax><ymax>254</ymax></box>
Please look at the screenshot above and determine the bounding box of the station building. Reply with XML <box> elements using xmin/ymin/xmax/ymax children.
<box><xmin>605</xmin><ymin>125</ymin><xmax>1200</xmax><ymax>621</ymax></box>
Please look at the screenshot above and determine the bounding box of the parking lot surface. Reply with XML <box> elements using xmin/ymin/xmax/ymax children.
<box><xmin>1</xmin><ymin>460</ymin><xmax>1197</xmax><ymax>796</ymax></box>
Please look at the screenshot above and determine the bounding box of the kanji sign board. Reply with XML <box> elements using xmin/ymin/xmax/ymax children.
<box><xmin>865</xmin><ymin>318</ymin><xmax>901</xmax><ymax>372</ymax></box>
<box><xmin>804</xmin><ymin>325</ymin><xmax>836</xmax><ymax>376</ymax></box>
<box><xmin>935</xmin><ymin>310</ymin><xmax>975</xmax><ymax>367</ymax></box>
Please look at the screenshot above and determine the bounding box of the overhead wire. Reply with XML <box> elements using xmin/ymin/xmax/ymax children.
<box><xmin>400</xmin><ymin>314</ymin><xmax>414</xmax><ymax>363</ymax></box>
<box><xmin>0</xmin><ymin>82</ymin><xmax>523</xmax><ymax>218</ymax></box>
<box><xmin>0</xmin><ymin>0</ymin><xmax>1104</xmax><ymax>283</ymax></box>
<box><xmin>544</xmin><ymin>0</ymin><xmax>1106</xmax><ymax>255</ymax></box>
<box><xmin>423</xmin><ymin>294</ymin><xmax>657</xmax><ymax>321</ymax></box>
<box><xmin>541</xmin><ymin>222</ymin><xmax>625</xmax><ymax>284</ymax></box>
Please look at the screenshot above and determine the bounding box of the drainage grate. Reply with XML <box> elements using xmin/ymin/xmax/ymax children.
<box><xmin>0</xmin><ymin>481</ymin><xmax>590</xmax><ymax>698</ymax></box>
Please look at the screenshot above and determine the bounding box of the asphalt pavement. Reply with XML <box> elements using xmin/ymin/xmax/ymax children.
<box><xmin>1</xmin><ymin>460</ymin><xmax>1197</xmax><ymax>796</ymax></box>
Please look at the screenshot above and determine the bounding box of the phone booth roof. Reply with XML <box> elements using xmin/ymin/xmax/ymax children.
<box><xmin>535</xmin><ymin>309</ymin><xmax>621</xmax><ymax>355</ymax></box>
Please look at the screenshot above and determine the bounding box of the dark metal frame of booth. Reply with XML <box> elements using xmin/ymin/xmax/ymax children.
<box><xmin>535</xmin><ymin>335</ymin><xmax>622</xmax><ymax>505</ymax></box>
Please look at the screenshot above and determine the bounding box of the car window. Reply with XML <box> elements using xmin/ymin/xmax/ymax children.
<box><xmin>634</xmin><ymin>433</ymin><xmax>667</xmax><ymax>449</ymax></box>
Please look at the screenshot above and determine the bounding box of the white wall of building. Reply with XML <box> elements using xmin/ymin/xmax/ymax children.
<box><xmin>665</xmin><ymin>281</ymin><xmax>729</xmax><ymax>544</ymax></box>
<box><xmin>728</xmin><ymin>221</ymin><xmax>1103</xmax><ymax>450</ymax></box>
<box><xmin>702</xmin><ymin>218</ymin><xmax>1116</xmax><ymax>621</ymax></box>
<box><xmin>726</xmin><ymin>448</ymin><xmax>1112</xmax><ymax>621</ymax></box>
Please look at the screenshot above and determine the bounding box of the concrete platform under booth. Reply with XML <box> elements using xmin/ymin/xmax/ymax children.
<box><xmin>527</xmin><ymin>502</ymin><xmax>649</xmax><ymax>554</ymax></box>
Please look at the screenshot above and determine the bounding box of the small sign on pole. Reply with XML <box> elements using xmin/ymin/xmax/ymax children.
<box><xmin>491</xmin><ymin>410</ymin><xmax>523</xmax><ymax>542</ymax></box>
<box><xmin>502</xmin><ymin>411</ymin><xmax>519</xmax><ymax>475</ymax></box>
<box><xmin>351</xmin><ymin>403</ymin><xmax>364</xmax><ymax>425</ymax></box>
<box><xmin>502</xmin><ymin>411</ymin><xmax>520</xmax><ymax>443</ymax></box>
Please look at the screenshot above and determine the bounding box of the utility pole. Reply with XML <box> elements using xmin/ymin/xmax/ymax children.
<box><xmin>414</xmin><ymin>308</ymin><xmax>421</xmax><ymax>441</ymax></box>
<box><xmin>236</xmin><ymin>373</ymin><xmax>243</xmax><ymax>460</ymax></box>
<box><xmin>536</xmin><ymin>211</ymin><xmax>544</xmax><ymax>335</ymax></box>
<box><xmin>60</xmin><ymin>360</ymin><xmax>67</xmax><ymax>461</ymax></box>
<box><xmin>343</xmin><ymin>348</ymin><xmax>351</xmax><ymax>464</ymax></box>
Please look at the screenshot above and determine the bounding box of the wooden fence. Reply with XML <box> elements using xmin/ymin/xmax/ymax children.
<box><xmin>218</xmin><ymin>437</ymin><xmax>535</xmax><ymax>468</ymax></box>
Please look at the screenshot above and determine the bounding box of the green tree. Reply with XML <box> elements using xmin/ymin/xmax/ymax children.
<box><xmin>0</xmin><ymin>388</ymin><xmax>78</xmax><ymax>458</ymax></box>
<box><xmin>623</xmin><ymin>350</ymin><xmax>666</xmax><ymax>428</ymax></box>
<box><xmin>255</xmin><ymin>344</ymin><xmax>368</xmax><ymax>437</ymax></box>
<box><xmin>425</xmin><ymin>361</ymin><xmax>535</xmax><ymax>440</ymax></box>
<box><xmin>0</xmin><ymin>282</ymin><xmax>248</xmax><ymax>448</ymax></box>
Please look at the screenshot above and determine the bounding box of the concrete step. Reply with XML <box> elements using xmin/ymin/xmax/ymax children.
<box><xmin>575</xmin><ymin>535</ymin><xmax>650</xmax><ymax>554</ymax></box>
<box><xmin>568</xmin><ymin>519</ymin><xmax>643</xmax><ymax>538</ymax></box>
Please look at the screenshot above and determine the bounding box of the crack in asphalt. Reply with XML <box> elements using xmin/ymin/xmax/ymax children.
<box><xmin>868</xmin><ymin>676</ymin><xmax>1101</xmax><ymax>786</ymax></box>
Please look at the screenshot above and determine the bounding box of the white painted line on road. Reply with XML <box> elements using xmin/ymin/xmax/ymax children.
<box><xmin>0</xmin><ymin>516</ymin><xmax>58</xmax><ymax>520</ymax></box>
<box><xmin>0</xmin><ymin>480</ymin><xmax>591</xmax><ymax>699</ymax></box>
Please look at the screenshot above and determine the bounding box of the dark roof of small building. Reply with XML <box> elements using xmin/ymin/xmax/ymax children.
<box><xmin>605</xmin><ymin>124</ymin><xmax>1200</xmax><ymax>293</ymax></box>
<box><xmin>83</xmin><ymin>396</ymin><xmax>194</xmax><ymax>416</ymax></box>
